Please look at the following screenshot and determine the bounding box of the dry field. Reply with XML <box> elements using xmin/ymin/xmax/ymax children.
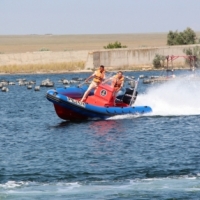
<box><xmin>0</xmin><ymin>33</ymin><xmax>175</xmax><ymax>53</ymax></box>
<box><xmin>0</xmin><ymin>33</ymin><xmax>200</xmax><ymax>73</ymax></box>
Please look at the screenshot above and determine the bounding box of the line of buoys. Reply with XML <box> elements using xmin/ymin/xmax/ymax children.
<box><xmin>0</xmin><ymin>75</ymin><xmax>138</xmax><ymax>93</ymax></box>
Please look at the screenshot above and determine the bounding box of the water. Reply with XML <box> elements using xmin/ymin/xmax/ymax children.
<box><xmin>1</xmin><ymin>70</ymin><xmax>200</xmax><ymax>199</ymax></box>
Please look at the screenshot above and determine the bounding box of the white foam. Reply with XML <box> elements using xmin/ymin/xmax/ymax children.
<box><xmin>1</xmin><ymin>176</ymin><xmax>200</xmax><ymax>196</ymax></box>
<box><xmin>0</xmin><ymin>181</ymin><xmax>28</xmax><ymax>189</ymax></box>
<box><xmin>107</xmin><ymin>114</ymin><xmax>140</xmax><ymax>120</ymax></box>
<box><xmin>56</xmin><ymin>182</ymin><xmax>81</xmax><ymax>191</ymax></box>
<box><xmin>135</xmin><ymin>77</ymin><xmax>200</xmax><ymax>116</ymax></box>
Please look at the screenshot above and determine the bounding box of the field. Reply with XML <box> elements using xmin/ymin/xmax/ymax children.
<box><xmin>0</xmin><ymin>33</ymin><xmax>199</xmax><ymax>73</ymax></box>
<box><xmin>0</xmin><ymin>33</ymin><xmax>173</xmax><ymax>53</ymax></box>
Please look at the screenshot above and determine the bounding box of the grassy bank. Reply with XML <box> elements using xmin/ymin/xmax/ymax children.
<box><xmin>0</xmin><ymin>61</ymin><xmax>85</xmax><ymax>74</ymax></box>
<box><xmin>0</xmin><ymin>63</ymin><xmax>152</xmax><ymax>74</ymax></box>
<box><xmin>0</xmin><ymin>63</ymin><xmax>190</xmax><ymax>74</ymax></box>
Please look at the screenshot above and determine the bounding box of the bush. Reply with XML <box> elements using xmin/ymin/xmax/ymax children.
<box><xmin>153</xmin><ymin>54</ymin><xmax>166</xmax><ymax>69</ymax></box>
<box><xmin>40</xmin><ymin>48</ymin><xmax>50</xmax><ymax>51</ymax></box>
<box><xmin>104</xmin><ymin>41</ymin><xmax>127</xmax><ymax>49</ymax></box>
<box><xmin>167</xmin><ymin>27</ymin><xmax>197</xmax><ymax>45</ymax></box>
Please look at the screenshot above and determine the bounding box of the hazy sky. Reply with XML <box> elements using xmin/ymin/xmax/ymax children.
<box><xmin>0</xmin><ymin>0</ymin><xmax>199</xmax><ymax>35</ymax></box>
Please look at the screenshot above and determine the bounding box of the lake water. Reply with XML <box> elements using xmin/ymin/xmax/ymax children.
<box><xmin>1</xmin><ymin>70</ymin><xmax>200</xmax><ymax>199</ymax></box>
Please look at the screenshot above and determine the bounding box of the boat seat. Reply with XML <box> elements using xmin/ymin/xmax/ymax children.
<box><xmin>115</xmin><ymin>89</ymin><xmax>125</xmax><ymax>102</ymax></box>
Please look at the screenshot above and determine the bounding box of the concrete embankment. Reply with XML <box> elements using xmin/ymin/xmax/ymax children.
<box><xmin>93</xmin><ymin>44</ymin><xmax>200</xmax><ymax>69</ymax></box>
<box><xmin>0</xmin><ymin>44</ymin><xmax>199</xmax><ymax>70</ymax></box>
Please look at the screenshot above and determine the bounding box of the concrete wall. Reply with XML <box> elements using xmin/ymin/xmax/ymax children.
<box><xmin>91</xmin><ymin>44</ymin><xmax>200</xmax><ymax>69</ymax></box>
<box><xmin>0</xmin><ymin>45</ymin><xmax>199</xmax><ymax>69</ymax></box>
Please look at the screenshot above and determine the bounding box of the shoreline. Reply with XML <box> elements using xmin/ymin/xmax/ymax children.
<box><xmin>0</xmin><ymin>67</ymin><xmax>191</xmax><ymax>76</ymax></box>
<box><xmin>0</xmin><ymin>70</ymin><xmax>93</xmax><ymax>76</ymax></box>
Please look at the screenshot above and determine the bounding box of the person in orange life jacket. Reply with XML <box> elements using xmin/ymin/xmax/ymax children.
<box><xmin>111</xmin><ymin>71</ymin><xmax>125</xmax><ymax>105</ymax></box>
<box><xmin>80</xmin><ymin>65</ymin><xmax>105</xmax><ymax>102</ymax></box>
<box><xmin>111</xmin><ymin>71</ymin><xmax>125</xmax><ymax>93</ymax></box>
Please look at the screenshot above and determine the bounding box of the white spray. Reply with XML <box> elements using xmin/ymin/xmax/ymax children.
<box><xmin>135</xmin><ymin>77</ymin><xmax>200</xmax><ymax>116</ymax></box>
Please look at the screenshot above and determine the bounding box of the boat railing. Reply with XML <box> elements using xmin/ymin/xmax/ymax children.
<box><xmin>129</xmin><ymin>78</ymin><xmax>139</xmax><ymax>106</ymax></box>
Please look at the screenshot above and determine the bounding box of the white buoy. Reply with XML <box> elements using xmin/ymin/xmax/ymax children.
<box><xmin>1</xmin><ymin>87</ymin><xmax>9</xmax><ymax>92</ymax></box>
<box><xmin>27</xmin><ymin>85</ymin><xmax>32</xmax><ymax>89</ymax></box>
<box><xmin>34</xmin><ymin>86</ymin><xmax>40</xmax><ymax>91</ymax></box>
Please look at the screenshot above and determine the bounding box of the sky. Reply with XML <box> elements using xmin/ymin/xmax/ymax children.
<box><xmin>0</xmin><ymin>0</ymin><xmax>199</xmax><ymax>35</ymax></box>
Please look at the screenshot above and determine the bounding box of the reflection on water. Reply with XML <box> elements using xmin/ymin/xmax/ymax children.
<box><xmin>89</xmin><ymin>120</ymin><xmax>124</xmax><ymax>135</ymax></box>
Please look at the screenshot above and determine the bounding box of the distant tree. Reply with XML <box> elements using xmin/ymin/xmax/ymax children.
<box><xmin>183</xmin><ymin>28</ymin><xmax>197</xmax><ymax>44</ymax></box>
<box><xmin>104</xmin><ymin>41</ymin><xmax>127</xmax><ymax>49</ymax></box>
<box><xmin>153</xmin><ymin>54</ymin><xmax>166</xmax><ymax>69</ymax></box>
<box><xmin>167</xmin><ymin>31</ymin><xmax>179</xmax><ymax>45</ymax></box>
<box><xmin>167</xmin><ymin>27</ymin><xmax>197</xmax><ymax>45</ymax></box>
<box><xmin>183</xmin><ymin>46</ymin><xmax>200</xmax><ymax>68</ymax></box>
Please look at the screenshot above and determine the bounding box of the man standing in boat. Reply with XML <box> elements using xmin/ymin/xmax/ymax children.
<box><xmin>80</xmin><ymin>65</ymin><xmax>105</xmax><ymax>102</ymax></box>
<box><xmin>102</xmin><ymin>71</ymin><xmax>125</xmax><ymax>105</ymax></box>
<box><xmin>111</xmin><ymin>71</ymin><xmax>125</xmax><ymax>105</ymax></box>
<box><xmin>111</xmin><ymin>71</ymin><xmax>125</xmax><ymax>93</ymax></box>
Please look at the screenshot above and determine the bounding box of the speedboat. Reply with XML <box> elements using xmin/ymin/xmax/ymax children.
<box><xmin>46</xmin><ymin>74</ymin><xmax>152</xmax><ymax>121</ymax></box>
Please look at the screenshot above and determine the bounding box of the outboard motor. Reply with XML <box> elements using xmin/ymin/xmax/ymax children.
<box><xmin>122</xmin><ymin>80</ymin><xmax>138</xmax><ymax>105</ymax></box>
<box><xmin>122</xmin><ymin>88</ymin><xmax>138</xmax><ymax>105</ymax></box>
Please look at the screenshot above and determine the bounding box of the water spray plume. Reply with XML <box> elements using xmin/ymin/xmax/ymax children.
<box><xmin>135</xmin><ymin>77</ymin><xmax>200</xmax><ymax>116</ymax></box>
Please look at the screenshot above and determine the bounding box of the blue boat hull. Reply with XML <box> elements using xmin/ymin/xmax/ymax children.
<box><xmin>46</xmin><ymin>87</ymin><xmax>152</xmax><ymax>121</ymax></box>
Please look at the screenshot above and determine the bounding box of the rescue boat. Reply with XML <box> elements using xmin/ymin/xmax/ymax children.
<box><xmin>46</xmin><ymin>76</ymin><xmax>152</xmax><ymax>121</ymax></box>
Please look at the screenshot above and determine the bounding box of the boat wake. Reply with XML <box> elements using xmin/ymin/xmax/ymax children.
<box><xmin>1</xmin><ymin>175</ymin><xmax>200</xmax><ymax>198</ymax></box>
<box><xmin>135</xmin><ymin>78</ymin><xmax>200</xmax><ymax>116</ymax></box>
<box><xmin>107</xmin><ymin>113</ymin><xmax>142</xmax><ymax>120</ymax></box>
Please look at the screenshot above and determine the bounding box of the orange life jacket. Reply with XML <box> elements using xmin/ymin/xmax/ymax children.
<box><xmin>93</xmin><ymin>69</ymin><xmax>105</xmax><ymax>83</ymax></box>
<box><xmin>112</xmin><ymin>75</ymin><xmax>124</xmax><ymax>89</ymax></box>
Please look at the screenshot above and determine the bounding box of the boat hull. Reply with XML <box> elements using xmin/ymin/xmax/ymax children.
<box><xmin>46</xmin><ymin>88</ymin><xmax>152</xmax><ymax>121</ymax></box>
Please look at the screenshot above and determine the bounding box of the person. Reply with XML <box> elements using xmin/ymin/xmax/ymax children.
<box><xmin>111</xmin><ymin>71</ymin><xmax>125</xmax><ymax>93</ymax></box>
<box><xmin>110</xmin><ymin>71</ymin><xmax>125</xmax><ymax>105</ymax></box>
<box><xmin>80</xmin><ymin>65</ymin><xmax>105</xmax><ymax>102</ymax></box>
